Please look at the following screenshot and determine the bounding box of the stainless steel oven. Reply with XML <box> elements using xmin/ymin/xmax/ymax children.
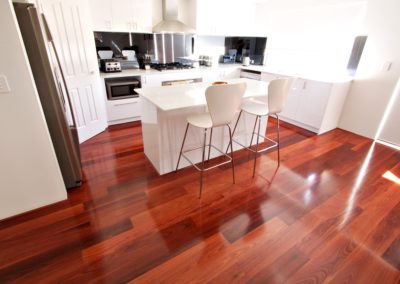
<box><xmin>105</xmin><ymin>76</ymin><xmax>141</xmax><ymax>100</ymax></box>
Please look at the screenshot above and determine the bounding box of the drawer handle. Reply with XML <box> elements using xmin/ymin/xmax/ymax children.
<box><xmin>114</xmin><ymin>101</ymin><xmax>138</xmax><ymax>106</ymax></box>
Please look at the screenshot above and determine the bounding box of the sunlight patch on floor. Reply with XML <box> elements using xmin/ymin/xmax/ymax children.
<box><xmin>339</xmin><ymin>142</ymin><xmax>376</xmax><ymax>228</ymax></box>
<box><xmin>382</xmin><ymin>171</ymin><xmax>400</xmax><ymax>185</ymax></box>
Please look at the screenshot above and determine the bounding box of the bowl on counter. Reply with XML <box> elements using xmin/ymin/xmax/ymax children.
<box><xmin>212</xmin><ymin>81</ymin><xmax>227</xmax><ymax>85</ymax></box>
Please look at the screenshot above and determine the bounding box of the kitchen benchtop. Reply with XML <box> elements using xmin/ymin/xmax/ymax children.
<box><xmin>241</xmin><ymin>66</ymin><xmax>352</xmax><ymax>83</ymax></box>
<box><xmin>136</xmin><ymin>78</ymin><xmax>268</xmax><ymax>112</ymax></box>
<box><xmin>100</xmin><ymin>63</ymin><xmax>352</xmax><ymax>84</ymax></box>
<box><xmin>99</xmin><ymin>64</ymin><xmax>240</xmax><ymax>79</ymax></box>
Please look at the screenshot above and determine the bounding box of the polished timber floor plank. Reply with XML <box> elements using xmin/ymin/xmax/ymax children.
<box><xmin>1</xmin><ymin>119</ymin><xmax>400</xmax><ymax>283</ymax></box>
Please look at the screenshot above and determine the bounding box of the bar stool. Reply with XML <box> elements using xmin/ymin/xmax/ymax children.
<box><xmin>176</xmin><ymin>82</ymin><xmax>247</xmax><ymax>198</ymax></box>
<box><xmin>227</xmin><ymin>78</ymin><xmax>295</xmax><ymax>177</ymax></box>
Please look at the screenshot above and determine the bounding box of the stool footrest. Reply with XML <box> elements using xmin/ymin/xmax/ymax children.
<box><xmin>233</xmin><ymin>132</ymin><xmax>278</xmax><ymax>154</ymax></box>
<box><xmin>182</xmin><ymin>144</ymin><xmax>232</xmax><ymax>172</ymax></box>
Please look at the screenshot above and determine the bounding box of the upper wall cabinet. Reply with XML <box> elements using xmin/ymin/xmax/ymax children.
<box><xmin>90</xmin><ymin>0</ymin><xmax>155</xmax><ymax>32</ymax></box>
<box><xmin>90</xmin><ymin>0</ymin><xmax>112</xmax><ymax>31</ymax></box>
<box><xmin>194</xmin><ymin>0</ymin><xmax>259</xmax><ymax>36</ymax></box>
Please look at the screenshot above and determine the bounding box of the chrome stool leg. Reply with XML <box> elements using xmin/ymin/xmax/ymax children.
<box><xmin>276</xmin><ymin>114</ymin><xmax>280</xmax><ymax>167</ymax></box>
<box><xmin>199</xmin><ymin>128</ymin><xmax>207</xmax><ymax>198</ymax></box>
<box><xmin>207</xmin><ymin>128</ymin><xmax>213</xmax><ymax>161</ymax></box>
<box><xmin>176</xmin><ymin>123</ymin><xmax>189</xmax><ymax>172</ymax></box>
<box><xmin>253</xmin><ymin>115</ymin><xmax>261</xmax><ymax>177</ymax></box>
<box><xmin>249</xmin><ymin>115</ymin><xmax>259</xmax><ymax>148</ymax></box>
<box><xmin>226</xmin><ymin>110</ymin><xmax>242</xmax><ymax>153</ymax></box>
<box><xmin>227</xmin><ymin>124</ymin><xmax>235</xmax><ymax>184</ymax></box>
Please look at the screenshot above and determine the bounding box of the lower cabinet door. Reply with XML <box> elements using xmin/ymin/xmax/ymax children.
<box><xmin>295</xmin><ymin>80</ymin><xmax>331</xmax><ymax>129</ymax></box>
<box><xmin>107</xmin><ymin>98</ymin><xmax>140</xmax><ymax>122</ymax></box>
<box><xmin>280</xmin><ymin>79</ymin><xmax>302</xmax><ymax>120</ymax></box>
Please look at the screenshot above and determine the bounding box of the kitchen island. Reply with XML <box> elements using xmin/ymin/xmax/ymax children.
<box><xmin>137</xmin><ymin>78</ymin><xmax>269</xmax><ymax>175</ymax></box>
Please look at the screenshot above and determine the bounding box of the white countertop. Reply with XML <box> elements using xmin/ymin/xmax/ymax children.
<box><xmin>241</xmin><ymin>65</ymin><xmax>352</xmax><ymax>83</ymax></box>
<box><xmin>100</xmin><ymin>63</ymin><xmax>352</xmax><ymax>83</ymax></box>
<box><xmin>137</xmin><ymin>78</ymin><xmax>268</xmax><ymax>112</ymax></box>
<box><xmin>100</xmin><ymin>64</ymin><xmax>239</xmax><ymax>79</ymax></box>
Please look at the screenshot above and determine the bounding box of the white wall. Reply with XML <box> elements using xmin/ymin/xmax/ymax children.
<box><xmin>339</xmin><ymin>0</ymin><xmax>400</xmax><ymax>142</ymax></box>
<box><xmin>256</xmin><ymin>0</ymin><xmax>367</xmax><ymax>75</ymax></box>
<box><xmin>0</xmin><ymin>0</ymin><xmax>66</xmax><ymax>220</ymax></box>
<box><xmin>378</xmin><ymin>83</ymin><xmax>400</xmax><ymax>146</ymax></box>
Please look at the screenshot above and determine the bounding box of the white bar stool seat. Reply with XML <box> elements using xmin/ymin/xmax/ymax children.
<box><xmin>228</xmin><ymin>78</ymin><xmax>295</xmax><ymax>177</ymax></box>
<box><xmin>186</xmin><ymin>113</ymin><xmax>213</xmax><ymax>129</ymax></box>
<box><xmin>176</xmin><ymin>82</ymin><xmax>247</xmax><ymax>198</ymax></box>
<box><xmin>240</xmin><ymin>99</ymin><xmax>269</xmax><ymax>116</ymax></box>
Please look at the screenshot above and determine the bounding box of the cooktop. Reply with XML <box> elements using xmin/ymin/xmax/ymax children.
<box><xmin>151</xmin><ymin>62</ymin><xmax>193</xmax><ymax>71</ymax></box>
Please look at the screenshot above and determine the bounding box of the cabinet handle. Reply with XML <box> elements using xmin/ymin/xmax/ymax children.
<box><xmin>114</xmin><ymin>101</ymin><xmax>138</xmax><ymax>106</ymax></box>
<box><xmin>303</xmin><ymin>81</ymin><xmax>307</xmax><ymax>90</ymax></box>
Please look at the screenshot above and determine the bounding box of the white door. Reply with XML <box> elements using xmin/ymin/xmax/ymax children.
<box><xmin>39</xmin><ymin>0</ymin><xmax>108</xmax><ymax>143</ymax></box>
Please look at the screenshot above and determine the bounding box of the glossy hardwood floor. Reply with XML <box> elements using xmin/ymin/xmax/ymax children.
<box><xmin>1</xmin><ymin>119</ymin><xmax>400</xmax><ymax>283</ymax></box>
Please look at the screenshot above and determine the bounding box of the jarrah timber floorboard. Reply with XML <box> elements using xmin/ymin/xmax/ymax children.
<box><xmin>0</xmin><ymin>119</ymin><xmax>400</xmax><ymax>283</ymax></box>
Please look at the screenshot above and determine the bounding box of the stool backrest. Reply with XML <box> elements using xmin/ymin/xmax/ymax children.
<box><xmin>206</xmin><ymin>82</ymin><xmax>247</xmax><ymax>127</ymax></box>
<box><xmin>268</xmin><ymin>78</ymin><xmax>296</xmax><ymax>114</ymax></box>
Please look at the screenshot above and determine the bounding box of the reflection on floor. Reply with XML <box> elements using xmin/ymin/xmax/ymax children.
<box><xmin>0</xmin><ymin>119</ymin><xmax>399</xmax><ymax>283</ymax></box>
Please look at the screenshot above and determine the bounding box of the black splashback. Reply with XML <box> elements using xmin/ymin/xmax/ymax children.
<box><xmin>94</xmin><ymin>32</ymin><xmax>154</xmax><ymax>58</ymax></box>
<box><xmin>224</xmin><ymin>36</ymin><xmax>267</xmax><ymax>65</ymax></box>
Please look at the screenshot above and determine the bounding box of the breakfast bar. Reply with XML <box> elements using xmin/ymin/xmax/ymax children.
<box><xmin>137</xmin><ymin>78</ymin><xmax>269</xmax><ymax>175</ymax></box>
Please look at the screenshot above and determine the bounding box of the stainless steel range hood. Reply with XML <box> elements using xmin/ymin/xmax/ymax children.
<box><xmin>153</xmin><ymin>33</ymin><xmax>193</xmax><ymax>63</ymax></box>
<box><xmin>153</xmin><ymin>0</ymin><xmax>195</xmax><ymax>34</ymax></box>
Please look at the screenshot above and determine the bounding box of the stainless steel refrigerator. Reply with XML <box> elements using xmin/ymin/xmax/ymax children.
<box><xmin>14</xmin><ymin>3</ymin><xmax>82</xmax><ymax>189</ymax></box>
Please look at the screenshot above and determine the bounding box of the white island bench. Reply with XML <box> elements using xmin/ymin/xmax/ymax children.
<box><xmin>137</xmin><ymin>78</ymin><xmax>270</xmax><ymax>175</ymax></box>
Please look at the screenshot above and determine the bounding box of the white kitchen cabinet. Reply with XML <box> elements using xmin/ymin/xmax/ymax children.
<box><xmin>260</xmin><ymin>72</ymin><xmax>288</xmax><ymax>82</ymax></box>
<box><xmin>141</xmin><ymin>74</ymin><xmax>161</xmax><ymax>87</ymax></box>
<box><xmin>199</xmin><ymin>67</ymin><xmax>240</xmax><ymax>82</ymax></box>
<box><xmin>133</xmin><ymin>0</ymin><xmax>153</xmax><ymax>32</ymax></box>
<box><xmin>279</xmin><ymin>78</ymin><xmax>351</xmax><ymax>134</ymax></box>
<box><xmin>89</xmin><ymin>0</ymin><xmax>153</xmax><ymax>32</ymax></box>
<box><xmin>194</xmin><ymin>0</ymin><xmax>258</xmax><ymax>36</ymax></box>
<box><xmin>259</xmin><ymin>70</ymin><xmax>351</xmax><ymax>134</ymax></box>
<box><xmin>261</xmin><ymin>71</ymin><xmax>297</xmax><ymax>120</ymax></box>
<box><xmin>219</xmin><ymin>67</ymin><xmax>241</xmax><ymax>80</ymax></box>
<box><xmin>295</xmin><ymin>80</ymin><xmax>331</xmax><ymax>129</ymax></box>
<box><xmin>200</xmin><ymin>70</ymin><xmax>220</xmax><ymax>83</ymax></box>
<box><xmin>106</xmin><ymin>98</ymin><xmax>141</xmax><ymax>125</ymax></box>
<box><xmin>99</xmin><ymin>76</ymin><xmax>141</xmax><ymax>124</ymax></box>
<box><xmin>279</xmin><ymin>79</ymin><xmax>302</xmax><ymax>121</ymax></box>
<box><xmin>90</xmin><ymin>0</ymin><xmax>112</xmax><ymax>31</ymax></box>
<box><xmin>90</xmin><ymin>0</ymin><xmax>113</xmax><ymax>31</ymax></box>
<box><xmin>110</xmin><ymin>0</ymin><xmax>135</xmax><ymax>31</ymax></box>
